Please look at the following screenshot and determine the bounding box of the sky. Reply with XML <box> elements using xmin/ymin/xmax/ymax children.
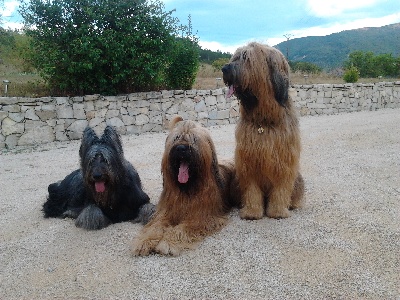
<box><xmin>2</xmin><ymin>0</ymin><xmax>400</xmax><ymax>54</ymax></box>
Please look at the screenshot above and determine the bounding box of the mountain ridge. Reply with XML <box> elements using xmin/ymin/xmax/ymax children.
<box><xmin>275</xmin><ymin>22</ymin><xmax>400</xmax><ymax>70</ymax></box>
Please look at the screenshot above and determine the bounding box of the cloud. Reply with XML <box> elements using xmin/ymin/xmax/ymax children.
<box><xmin>1</xmin><ymin>20</ymin><xmax>23</xmax><ymax>29</ymax></box>
<box><xmin>198</xmin><ymin>41</ymin><xmax>239</xmax><ymax>54</ymax></box>
<box><xmin>1</xmin><ymin>0</ymin><xmax>19</xmax><ymax>17</ymax></box>
<box><xmin>307</xmin><ymin>0</ymin><xmax>379</xmax><ymax>17</ymax></box>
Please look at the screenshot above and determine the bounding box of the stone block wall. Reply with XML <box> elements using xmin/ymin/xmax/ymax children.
<box><xmin>0</xmin><ymin>89</ymin><xmax>239</xmax><ymax>149</ymax></box>
<box><xmin>292</xmin><ymin>81</ymin><xmax>400</xmax><ymax>116</ymax></box>
<box><xmin>1</xmin><ymin>82</ymin><xmax>399</xmax><ymax>149</ymax></box>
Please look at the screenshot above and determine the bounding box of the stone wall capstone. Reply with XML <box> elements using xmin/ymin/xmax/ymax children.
<box><xmin>1</xmin><ymin>82</ymin><xmax>399</xmax><ymax>149</ymax></box>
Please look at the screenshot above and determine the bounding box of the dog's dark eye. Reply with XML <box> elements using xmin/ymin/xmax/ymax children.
<box><xmin>174</xmin><ymin>135</ymin><xmax>181</xmax><ymax>142</ymax></box>
<box><xmin>242</xmin><ymin>51</ymin><xmax>247</xmax><ymax>60</ymax></box>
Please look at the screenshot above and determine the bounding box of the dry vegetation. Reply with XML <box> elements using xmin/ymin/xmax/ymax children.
<box><xmin>194</xmin><ymin>64</ymin><xmax>395</xmax><ymax>90</ymax></box>
<box><xmin>0</xmin><ymin>63</ymin><xmax>47</xmax><ymax>97</ymax></box>
<box><xmin>1</xmin><ymin>62</ymin><xmax>398</xmax><ymax>97</ymax></box>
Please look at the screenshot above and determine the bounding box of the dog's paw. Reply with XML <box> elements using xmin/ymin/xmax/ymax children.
<box><xmin>75</xmin><ymin>205</ymin><xmax>111</xmax><ymax>230</ymax></box>
<box><xmin>266</xmin><ymin>207</ymin><xmax>290</xmax><ymax>219</ymax></box>
<box><xmin>239</xmin><ymin>206</ymin><xmax>264</xmax><ymax>220</ymax></box>
<box><xmin>62</xmin><ymin>207</ymin><xmax>82</xmax><ymax>219</ymax></box>
<box><xmin>155</xmin><ymin>240</ymin><xmax>181</xmax><ymax>256</ymax></box>
<box><xmin>132</xmin><ymin>203</ymin><xmax>156</xmax><ymax>225</ymax></box>
<box><xmin>130</xmin><ymin>239</ymin><xmax>158</xmax><ymax>256</ymax></box>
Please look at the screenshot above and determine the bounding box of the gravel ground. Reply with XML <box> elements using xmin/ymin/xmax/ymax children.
<box><xmin>0</xmin><ymin>108</ymin><xmax>399</xmax><ymax>299</ymax></box>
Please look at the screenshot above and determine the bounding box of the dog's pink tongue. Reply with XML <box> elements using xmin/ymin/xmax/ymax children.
<box><xmin>95</xmin><ymin>181</ymin><xmax>106</xmax><ymax>193</ymax></box>
<box><xmin>226</xmin><ymin>85</ymin><xmax>235</xmax><ymax>98</ymax></box>
<box><xmin>178</xmin><ymin>163</ymin><xmax>189</xmax><ymax>184</ymax></box>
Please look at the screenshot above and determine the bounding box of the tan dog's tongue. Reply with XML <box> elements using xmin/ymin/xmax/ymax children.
<box><xmin>95</xmin><ymin>181</ymin><xmax>106</xmax><ymax>193</ymax></box>
<box><xmin>178</xmin><ymin>163</ymin><xmax>189</xmax><ymax>183</ymax></box>
<box><xmin>226</xmin><ymin>85</ymin><xmax>235</xmax><ymax>98</ymax></box>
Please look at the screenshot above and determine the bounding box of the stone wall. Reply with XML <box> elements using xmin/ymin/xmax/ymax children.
<box><xmin>1</xmin><ymin>82</ymin><xmax>399</xmax><ymax>149</ymax></box>
<box><xmin>292</xmin><ymin>82</ymin><xmax>400</xmax><ymax>116</ymax></box>
<box><xmin>0</xmin><ymin>89</ymin><xmax>239</xmax><ymax>149</ymax></box>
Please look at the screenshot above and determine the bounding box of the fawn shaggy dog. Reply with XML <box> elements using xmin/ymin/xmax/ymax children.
<box><xmin>131</xmin><ymin>116</ymin><xmax>235</xmax><ymax>256</ymax></box>
<box><xmin>222</xmin><ymin>42</ymin><xmax>304</xmax><ymax>220</ymax></box>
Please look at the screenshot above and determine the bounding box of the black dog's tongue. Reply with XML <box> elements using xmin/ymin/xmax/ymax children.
<box><xmin>178</xmin><ymin>162</ymin><xmax>189</xmax><ymax>183</ymax></box>
<box><xmin>95</xmin><ymin>181</ymin><xmax>106</xmax><ymax>193</ymax></box>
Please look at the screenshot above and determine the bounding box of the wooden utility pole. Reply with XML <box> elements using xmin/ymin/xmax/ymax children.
<box><xmin>283</xmin><ymin>34</ymin><xmax>293</xmax><ymax>60</ymax></box>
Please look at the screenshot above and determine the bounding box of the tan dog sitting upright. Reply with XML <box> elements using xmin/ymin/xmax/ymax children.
<box><xmin>222</xmin><ymin>42</ymin><xmax>304</xmax><ymax>220</ymax></box>
<box><xmin>131</xmin><ymin>116</ymin><xmax>235</xmax><ymax>256</ymax></box>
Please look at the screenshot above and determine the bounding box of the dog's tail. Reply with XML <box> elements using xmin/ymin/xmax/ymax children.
<box><xmin>133</xmin><ymin>203</ymin><xmax>156</xmax><ymax>225</ymax></box>
<box><xmin>218</xmin><ymin>160</ymin><xmax>242</xmax><ymax>210</ymax></box>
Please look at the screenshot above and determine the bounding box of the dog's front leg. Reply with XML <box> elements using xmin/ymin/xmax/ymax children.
<box><xmin>130</xmin><ymin>218</ymin><xmax>166</xmax><ymax>256</ymax></box>
<box><xmin>75</xmin><ymin>204</ymin><xmax>111</xmax><ymax>230</ymax></box>
<box><xmin>155</xmin><ymin>223</ymin><xmax>201</xmax><ymax>256</ymax></box>
<box><xmin>266</xmin><ymin>185</ymin><xmax>291</xmax><ymax>219</ymax></box>
<box><xmin>239</xmin><ymin>182</ymin><xmax>264</xmax><ymax>220</ymax></box>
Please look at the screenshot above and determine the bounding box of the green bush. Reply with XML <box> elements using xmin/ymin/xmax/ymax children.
<box><xmin>211</xmin><ymin>58</ymin><xmax>229</xmax><ymax>72</ymax></box>
<box><xmin>289</xmin><ymin>61</ymin><xmax>322</xmax><ymax>74</ymax></box>
<box><xmin>19</xmin><ymin>0</ymin><xmax>199</xmax><ymax>95</ymax></box>
<box><xmin>343</xmin><ymin>66</ymin><xmax>360</xmax><ymax>83</ymax></box>
<box><xmin>344</xmin><ymin>50</ymin><xmax>400</xmax><ymax>78</ymax></box>
<box><xmin>165</xmin><ymin>37</ymin><xmax>199</xmax><ymax>90</ymax></box>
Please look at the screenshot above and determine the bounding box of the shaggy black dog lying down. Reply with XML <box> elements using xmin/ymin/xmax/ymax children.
<box><xmin>43</xmin><ymin>126</ymin><xmax>154</xmax><ymax>230</ymax></box>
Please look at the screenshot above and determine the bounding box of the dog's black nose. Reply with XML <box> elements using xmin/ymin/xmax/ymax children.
<box><xmin>221</xmin><ymin>64</ymin><xmax>231</xmax><ymax>73</ymax></box>
<box><xmin>175</xmin><ymin>144</ymin><xmax>189</xmax><ymax>153</ymax></box>
<box><xmin>93</xmin><ymin>172</ymin><xmax>102</xmax><ymax>180</ymax></box>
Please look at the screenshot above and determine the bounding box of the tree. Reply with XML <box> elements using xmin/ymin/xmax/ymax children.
<box><xmin>199</xmin><ymin>48</ymin><xmax>231</xmax><ymax>63</ymax></box>
<box><xmin>165</xmin><ymin>15</ymin><xmax>200</xmax><ymax>90</ymax></box>
<box><xmin>166</xmin><ymin>37</ymin><xmax>199</xmax><ymax>90</ymax></box>
<box><xmin>344</xmin><ymin>50</ymin><xmax>400</xmax><ymax>78</ymax></box>
<box><xmin>0</xmin><ymin>28</ymin><xmax>14</xmax><ymax>49</ymax></box>
<box><xmin>289</xmin><ymin>61</ymin><xmax>322</xmax><ymax>74</ymax></box>
<box><xmin>19</xmin><ymin>0</ymin><xmax>187</xmax><ymax>95</ymax></box>
<box><xmin>0</xmin><ymin>0</ymin><xmax>4</xmax><ymax>25</ymax></box>
<box><xmin>211</xmin><ymin>58</ymin><xmax>229</xmax><ymax>72</ymax></box>
<box><xmin>373</xmin><ymin>53</ymin><xmax>399</xmax><ymax>77</ymax></box>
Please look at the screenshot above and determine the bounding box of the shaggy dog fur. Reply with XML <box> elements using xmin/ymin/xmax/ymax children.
<box><xmin>131</xmin><ymin>116</ymin><xmax>235</xmax><ymax>256</ymax></box>
<box><xmin>42</xmin><ymin>126</ymin><xmax>154</xmax><ymax>230</ymax></box>
<box><xmin>222</xmin><ymin>42</ymin><xmax>304</xmax><ymax>219</ymax></box>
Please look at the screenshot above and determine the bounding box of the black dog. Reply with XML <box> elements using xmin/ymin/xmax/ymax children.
<box><xmin>43</xmin><ymin>126</ymin><xmax>154</xmax><ymax>230</ymax></box>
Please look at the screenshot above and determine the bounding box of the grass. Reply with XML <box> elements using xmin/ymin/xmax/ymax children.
<box><xmin>0</xmin><ymin>63</ymin><xmax>48</xmax><ymax>97</ymax></box>
<box><xmin>194</xmin><ymin>63</ymin><xmax>398</xmax><ymax>90</ymax></box>
<box><xmin>1</xmin><ymin>62</ymin><xmax>398</xmax><ymax>97</ymax></box>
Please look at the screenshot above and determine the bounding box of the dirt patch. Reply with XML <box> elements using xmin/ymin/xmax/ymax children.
<box><xmin>0</xmin><ymin>109</ymin><xmax>399</xmax><ymax>299</ymax></box>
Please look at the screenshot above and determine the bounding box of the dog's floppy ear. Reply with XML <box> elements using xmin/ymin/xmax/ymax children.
<box><xmin>102</xmin><ymin>125</ymin><xmax>124</xmax><ymax>155</ymax></box>
<box><xmin>169</xmin><ymin>115</ymin><xmax>184</xmax><ymax>130</ymax></box>
<box><xmin>271</xmin><ymin>69</ymin><xmax>289</xmax><ymax>107</ymax></box>
<box><xmin>79</xmin><ymin>127</ymin><xmax>99</xmax><ymax>158</ymax></box>
<box><xmin>268</xmin><ymin>56</ymin><xmax>289</xmax><ymax>107</ymax></box>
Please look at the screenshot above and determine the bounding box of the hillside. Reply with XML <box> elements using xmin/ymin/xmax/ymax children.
<box><xmin>275</xmin><ymin>22</ymin><xmax>400</xmax><ymax>70</ymax></box>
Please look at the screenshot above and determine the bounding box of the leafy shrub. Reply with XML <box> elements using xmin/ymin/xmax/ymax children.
<box><xmin>211</xmin><ymin>58</ymin><xmax>229</xmax><ymax>72</ymax></box>
<box><xmin>289</xmin><ymin>61</ymin><xmax>322</xmax><ymax>74</ymax></box>
<box><xmin>343</xmin><ymin>66</ymin><xmax>360</xmax><ymax>83</ymax></box>
<box><xmin>165</xmin><ymin>37</ymin><xmax>199</xmax><ymax>90</ymax></box>
<box><xmin>199</xmin><ymin>49</ymin><xmax>231</xmax><ymax>63</ymax></box>
<box><xmin>19</xmin><ymin>0</ymin><xmax>200</xmax><ymax>95</ymax></box>
<box><xmin>344</xmin><ymin>50</ymin><xmax>400</xmax><ymax>78</ymax></box>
